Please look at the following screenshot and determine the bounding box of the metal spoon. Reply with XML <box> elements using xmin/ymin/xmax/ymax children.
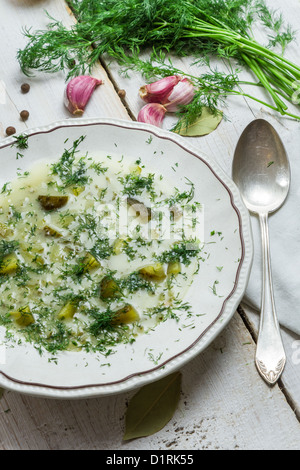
<box><xmin>232</xmin><ymin>119</ymin><xmax>290</xmax><ymax>385</ymax></box>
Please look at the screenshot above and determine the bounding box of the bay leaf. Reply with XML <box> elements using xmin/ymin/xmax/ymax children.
<box><xmin>176</xmin><ymin>107</ymin><xmax>223</xmax><ymax>136</ymax></box>
<box><xmin>123</xmin><ymin>371</ymin><xmax>181</xmax><ymax>441</ymax></box>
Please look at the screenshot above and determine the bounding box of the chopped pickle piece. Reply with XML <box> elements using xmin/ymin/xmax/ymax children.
<box><xmin>111</xmin><ymin>304</ymin><xmax>139</xmax><ymax>325</ymax></box>
<box><xmin>0</xmin><ymin>253</ymin><xmax>18</xmax><ymax>275</ymax></box>
<box><xmin>100</xmin><ymin>275</ymin><xmax>122</xmax><ymax>300</ymax></box>
<box><xmin>139</xmin><ymin>262</ymin><xmax>166</xmax><ymax>281</ymax></box>
<box><xmin>129</xmin><ymin>164</ymin><xmax>142</xmax><ymax>176</ymax></box>
<box><xmin>127</xmin><ymin>197</ymin><xmax>152</xmax><ymax>222</ymax></box>
<box><xmin>43</xmin><ymin>225</ymin><xmax>62</xmax><ymax>238</ymax></box>
<box><xmin>60</xmin><ymin>213</ymin><xmax>75</xmax><ymax>229</ymax></box>
<box><xmin>113</xmin><ymin>238</ymin><xmax>125</xmax><ymax>255</ymax></box>
<box><xmin>57</xmin><ymin>301</ymin><xmax>78</xmax><ymax>321</ymax></box>
<box><xmin>10</xmin><ymin>306</ymin><xmax>34</xmax><ymax>327</ymax></box>
<box><xmin>83</xmin><ymin>252</ymin><xmax>100</xmax><ymax>272</ymax></box>
<box><xmin>72</xmin><ymin>186</ymin><xmax>85</xmax><ymax>196</ymax></box>
<box><xmin>167</xmin><ymin>261</ymin><xmax>181</xmax><ymax>275</ymax></box>
<box><xmin>34</xmin><ymin>254</ymin><xmax>45</xmax><ymax>266</ymax></box>
<box><xmin>38</xmin><ymin>195</ymin><xmax>69</xmax><ymax>211</ymax></box>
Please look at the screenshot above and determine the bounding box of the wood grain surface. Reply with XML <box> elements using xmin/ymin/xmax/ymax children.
<box><xmin>0</xmin><ymin>0</ymin><xmax>300</xmax><ymax>450</ymax></box>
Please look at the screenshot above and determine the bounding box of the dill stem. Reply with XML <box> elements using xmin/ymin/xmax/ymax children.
<box><xmin>255</xmin><ymin>60</ymin><xmax>296</xmax><ymax>100</ymax></box>
<box><xmin>163</xmin><ymin>11</ymin><xmax>300</xmax><ymax>81</ymax></box>
<box><xmin>258</xmin><ymin>60</ymin><xmax>296</xmax><ymax>88</ymax></box>
<box><xmin>222</xmin><ymin>88</ymin><xmax>300</xmax><ymax>121</ymax></box>
<box><xmin>236</xmin><ymin>78</ymin><xmax>293</xmax><ymax>103</ymax></box>
<box><xmin>186</xmin><ymin>14</ymin><xmax>300</xmax><ymax>78</ymax></box>
<box><xmin>260</xmin><ymin>75</ymin><xmax>295</xmax><ymax>102</ymax></box>
<box><xmin>241</xmin><ymin>54</ymin><xmax>287</xmax><ymax>113</ymax></box>
<box><xmin>236</xmin><ymin>36</ymin><xmax>300</xmax><ymax>77</ymax></box>
<box><xmin>169</xmin><ymin>20</ymin><xmax>300</xmax><ymax>92</ymax></box>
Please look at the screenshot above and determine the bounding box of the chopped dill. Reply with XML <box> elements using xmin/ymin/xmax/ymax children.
<box><xmin>164</xmin><ymin>179</ymin><xmax>195</xmax><ymax>207</ymax></box>
<box><xmin>90</xmin><ymin>237</ymin><xmax>113</xmax><ymax>260</ymax></box>
<box><xmin>119</xmin><ymin>172</ymin><xmax>156</xmax><ymax>198</ymax></box>
<box><xmin>89</xmin><ymin>160</ymin><xmax>108</xmax><ymax>175</ymax></box>
<box><xmin>87</xmin><ymin>307</ymin><xmax>116</xmax><ymax>335</ymax></box>
<box><xmin>11</xmin><ymin>134</ymin><xmax>29</xmax><ymax>150</ymax></box>
<box><xmin>119</xmin><ymin>272</ymin><xmax>155</xmax><ymax>294</ymax></box>
<box><xmin>51</xmin><ymin>136</ymin><xmax>89</xmax><ymax>188</ymax></box>
<box><xmin>0</xmin><ymin>240</ymin><xmax>19</xmax><ymax>260</ymax></box>
<box><xmin>157</xmin><ymin>240</ymin><xmax>201</xmax><ymax>266</ymax></box>
<box><xmin>146</xmin><ymin>298</ymin><xmax>193</xmax><ymax>323</ymax></box>
<box><xmin>1</xmin><ymin>182</ymin><xmax>11</xmax><ymax>195</ymax></box>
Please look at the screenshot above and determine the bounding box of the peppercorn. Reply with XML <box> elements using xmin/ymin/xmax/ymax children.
<box><xmin>21</xmin><ymin>83</ymin><xmax>30</xmax><ymax>94</ymax></box>
<box><xmin>20</xmin><ymin>110</ymin><xmax>29</xmax><ymax>121</ymax></box>
<box><xmin>6</xmin><ymin>126</ymin><xmax>16</xmax><ymax>136</ymax></box>
<box><xmin>118</xmin><ymin>89</ymin><xmax>126</xmax><ymax>98</ymax></box>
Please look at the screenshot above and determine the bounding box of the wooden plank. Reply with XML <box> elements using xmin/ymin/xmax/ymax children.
<box><xmin>1</xmin><ymin>314</ymin><xmax>300</xmax><ymax>450</ymax></box>
<box><xmin>240</xmin><ymin>302</ymin><xmax>300</xmax><ymax>419</ymax></box>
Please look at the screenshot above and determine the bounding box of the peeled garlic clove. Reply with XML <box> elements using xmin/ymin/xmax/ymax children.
<box><xmin>137</xmin><ymin>103</ymin><xmax>167</xmax><ymax>127</ymax></box>
<box><xmin>139</xmin><ymin>75</ymin><xmax>180</xmax><ymax>104</ymax></box>
<box><xmin>164</xmin><ymin>78</ymin><xmax>195</xmax><ymax>112</ymax></box>
<box><xmin>64</xmin><ymin>75</ymin><xmax>102</xmax><ymax>115</ymax></box>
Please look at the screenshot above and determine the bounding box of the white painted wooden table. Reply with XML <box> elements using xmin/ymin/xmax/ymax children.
<box><xmin>1</xmin><ymin>0</ymin><xmax>300</xmax><ymax>451</ymax></box>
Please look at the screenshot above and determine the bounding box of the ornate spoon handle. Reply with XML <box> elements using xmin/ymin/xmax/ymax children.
<box><xmin>255</xmin><ymin>213</ymin><xmax>286</xmax><ymax>385</ymax></box>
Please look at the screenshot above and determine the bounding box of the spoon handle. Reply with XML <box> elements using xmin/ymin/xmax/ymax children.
<box><xmin>255</xmin><ymin>213</ymin><xmax>286</xmax><ymax>385</ymax></box>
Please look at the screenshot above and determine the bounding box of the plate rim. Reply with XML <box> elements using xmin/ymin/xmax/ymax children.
<box><xmin>0</xmin><ymin>117</ymin><xmax>253</xmax><ymax>398</ymax></box>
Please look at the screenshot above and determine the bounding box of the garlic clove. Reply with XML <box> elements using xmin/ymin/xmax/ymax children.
<box><xmin>137</xmin><ymin>103</ymin><xmax>167</xmax><ymax>127</ymax></box>
<box><xmin>139</xmin><ymin>75</ymin><xmax>180</xmax><ymax>104</ymax></box>
<box><xmin>164</xmin><ymin>78</ymin><xmax>195</xmax><ymax>112</ymax></box>
<box><xmin>64</xmin><ymin>75</ymin><xmax>102</xmax><ymax>115</ymax></box>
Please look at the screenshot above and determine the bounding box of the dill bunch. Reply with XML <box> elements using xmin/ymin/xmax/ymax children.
<box><xmin>17</xmin><ymin>0</ymin><xmax>300</xmax><ymax>123</ymax></box>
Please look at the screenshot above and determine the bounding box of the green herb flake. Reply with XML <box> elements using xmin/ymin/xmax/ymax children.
<box><xmin>11</xmin><ymin>134</ymin><xmax>29</xmax><ymax>150</ymax></box>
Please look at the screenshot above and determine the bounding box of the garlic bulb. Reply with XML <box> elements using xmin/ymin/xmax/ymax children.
<box><xmin>64</xmin><ymin>75</ymin><xmax>102</xmax><ymax>115</ymax></box>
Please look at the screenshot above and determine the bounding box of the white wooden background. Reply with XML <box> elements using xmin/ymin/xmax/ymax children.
<box><xmin>0</xmin><ymin>0</ymin><xmax>300</xmax><ymax>450</ymax></box>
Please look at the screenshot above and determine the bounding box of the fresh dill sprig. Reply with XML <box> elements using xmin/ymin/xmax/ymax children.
<box><xmin>16</xmin><ymin>0</ymin><xmax>300</xmax><ymax>122</ymax></box>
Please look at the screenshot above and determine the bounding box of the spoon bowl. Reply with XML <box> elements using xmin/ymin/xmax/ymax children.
<box><xmin>233</xmin><ymin>119</ymin><xmax>290</xmax><ymax>214</ymax></box>
<box><xmin>232</xmin><ymin>119</ymin><xmax>290</xmax><ymax>384</ymax></box>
